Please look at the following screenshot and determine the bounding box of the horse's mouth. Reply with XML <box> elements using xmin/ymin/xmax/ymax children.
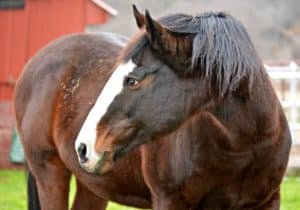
<box><xmin>91</xmin><ymin>142</ymin><xmax>132</xmax><ymax>175</ymax></box>
<box><xmin>92</xmin><ymin>151</ymin><xmax>111</xmax><ymax>174</ymax></box>
<box><xmin>92</xmin><ymin>124</ymin><xmax>140</xmax><ymax>174</ymax></box>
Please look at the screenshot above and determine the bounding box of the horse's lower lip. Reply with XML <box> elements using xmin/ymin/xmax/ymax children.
<box><xmin>94</xmin><ymin>151</ymin><xmax>110</xmax><ymax>174</ymax></box>
<box><xmin>81</xmin><ymin>151</ymin><xmax>109</xmax><ymax>174</ymax></box>
<box><xmin>92</xmin><ymin>125</ymin><xmax>139</xmax><ymax>173</ymax></box>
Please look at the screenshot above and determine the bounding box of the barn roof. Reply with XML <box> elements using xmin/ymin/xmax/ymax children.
<box><xmin>90</xmin><ymin>0</ymin><xmax>118</xmax><ymax>16</ymax></box>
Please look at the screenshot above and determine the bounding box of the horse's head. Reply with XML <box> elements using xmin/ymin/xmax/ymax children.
<box><xmin>75</xmin><ymin>6</ymin><xmax>262</xmax><ymax>174</ymax></box>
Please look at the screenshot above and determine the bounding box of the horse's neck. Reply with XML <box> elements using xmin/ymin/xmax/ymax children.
<box><xmin>140</xmin><ymin>110</ymin><xmax>240</xmax><ymax>193</ymax></box>
<box><xmin>140</xmin><ymin>93</ymin><xmax>285</xmax><ymax>201</ymax></box>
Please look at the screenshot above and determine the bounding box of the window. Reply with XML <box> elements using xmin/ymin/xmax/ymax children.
<box><xmin>0</xmin><ymin>0</ymin><xmax>24</xmax><ymax>9</ymax></box>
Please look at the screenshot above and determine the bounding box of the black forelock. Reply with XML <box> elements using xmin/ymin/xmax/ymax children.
<box><xmin>121</xmin><ymin>11</ymin><xmax>263</xmax><ymax>97</ymax></box>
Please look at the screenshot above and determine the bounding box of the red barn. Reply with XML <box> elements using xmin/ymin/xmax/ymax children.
<box><xmin>0</xmin><ymin>0</ymin><xmax>117</xmax><ymax>100</ymax></box>
<box><xmin>0</xmin><ymin>0</ymin><xmax>117</xmax><ymax>168</ymax></box>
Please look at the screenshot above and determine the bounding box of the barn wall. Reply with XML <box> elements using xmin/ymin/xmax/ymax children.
<box><xmin>25</xmin><ymin>0</ymin><xmax>84</xmax><ymax>59</ymax></box>
<box><xmin>0</xmin><ymin>0</ymin><xmax>111</xmax><ymax>101</ymax></box>
<box><xmin>0</xmin><ymin>9</ymin><xmax>26</xmax><ymax>100</ymax></box>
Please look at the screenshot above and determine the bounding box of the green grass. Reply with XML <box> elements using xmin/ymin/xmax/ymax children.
<box><xmin>0</xmin><ymin>170</ymin><xmax>299</xmax><ymax>210</ymax></box>
<box><xmin>0</xmin><ymin>170</ymin><xmax>142</xmax><ymax>210</ymax></box>
<box><xmin>0</xmin><ymin>170</ymin><xmax>26</xmax><ymax>210</ymax></box>
<box><xmin>281</xmin><ymin>177</ymin><xmax>300</xmax><ymax>210</ymax></box>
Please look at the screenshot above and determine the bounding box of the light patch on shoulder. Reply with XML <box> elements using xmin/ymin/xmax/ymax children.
<box><xmin>75</xmin><ymin>60</ymin><xmax>136</xmax><ymax>162</ymax></box>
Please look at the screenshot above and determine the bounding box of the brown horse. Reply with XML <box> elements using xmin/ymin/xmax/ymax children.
<box><xmin>75</xmin><ymin>6</ymin><xmax>291</xmax><ymax>210</ymax></box>
<box><xmin>15</xmin><ymin>5</ymin><xmax>291</xmax><ymax>210</ymax></box>
<box><xmin>14</xmin><ymin>32</ymin><xmax>151</xmax><ymax>210</ymax></box>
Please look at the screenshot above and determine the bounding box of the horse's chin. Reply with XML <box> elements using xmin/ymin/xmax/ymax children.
<box><xmin>86</xmin><ymin>145</ymin><xmax>132</xmax><ymax>175</ymax></box>
<box><xmin>88</xmin><ymin>130</ymin><xmax>151</xmax><ymax>174</ymax></box>
<box><xmin>77</xmin><ymin>151</ymin><xmax>109</xmax><ymax>174</ymax></box>
<box><xmin>95</xmin><ymin>153</ymin><xmax>115</xmax><ymax>175</ymax></box>
<box><xmin>81</xmin><ymin>151</ymin><xmax>113</xmax><ymax>175</ymax></box>
<box><xmin>93</xmin><ymin>141</ymin><xmax>135</xmax><ymax>175</ymax></box>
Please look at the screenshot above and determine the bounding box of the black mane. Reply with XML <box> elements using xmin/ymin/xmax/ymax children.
<box><xmin>123</xmin><ymin>12</ymin><xmax>263</xmax><ymax>97</ymax></box>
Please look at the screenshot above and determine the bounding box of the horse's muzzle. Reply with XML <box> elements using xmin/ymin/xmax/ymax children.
<box><xmin>78</xmin><ymin>148</ymin><xmax>112</xmax><ymax>174</ymax></box>
<box><xmin>77</xmin><ymin>119</ymin><xmax>139</xmax><ymax>174</ymax></box>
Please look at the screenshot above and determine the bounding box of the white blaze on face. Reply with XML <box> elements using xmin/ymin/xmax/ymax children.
<box><xmin>74</xmin><ymin>60</ymin><xmax>136</xmax><ymax>169</ymax></box>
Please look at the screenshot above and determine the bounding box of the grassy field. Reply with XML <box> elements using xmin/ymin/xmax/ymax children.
<box><xmin>0</xmin><ymin>170</ymin><xmax>299</xmax><ymax>210</ymax></box>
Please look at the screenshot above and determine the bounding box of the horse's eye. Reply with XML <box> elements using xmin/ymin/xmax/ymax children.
<box><xmin>125</xmin><ymin>77</ymin><xmax>139</xmax><ymax>88</ymax></box>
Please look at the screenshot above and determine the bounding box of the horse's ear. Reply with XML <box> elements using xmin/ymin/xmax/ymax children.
<box><xmin>144</xmin><ymin>10</ymin><xmax>193</xmax><ymax>74</ymax></box>
<box><xmin>132</xmin><ymin>4</ymin><xmax>145</xmax><ymax>28</ymax></box>
<box><xmin>144</xmin><ymin>10</ymin><xmax>164</xmax><ymax>48</ymax></box>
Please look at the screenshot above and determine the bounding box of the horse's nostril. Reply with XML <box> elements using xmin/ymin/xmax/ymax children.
<box><xmin>77</xmin><ymin>143</ymin><xmax>88</xmax><ymax>163</ymax></box>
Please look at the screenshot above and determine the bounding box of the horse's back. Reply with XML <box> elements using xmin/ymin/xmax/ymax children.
<box><xmin>14</xmin><ymin>32</ymin><xmax>126</xmax><ymax>153</ymax></box>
